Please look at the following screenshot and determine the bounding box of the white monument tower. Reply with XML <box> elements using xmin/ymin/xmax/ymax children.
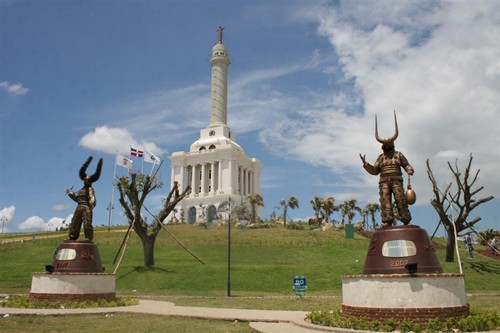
<box><xmin>169</xmin><ymin>27</ymin><xmax>262</xmax><ymax>224</ymax></box>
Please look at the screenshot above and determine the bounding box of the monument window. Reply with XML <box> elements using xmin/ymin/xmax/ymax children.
<box><xmin>199</xmin><ymin>146</ymin><xmax>206</xmax><ymax>152</ymax></box>
<box><xmin>209</xmin><ymin>144</ymin><xmax>216</xmax><ymax>150</ymax></box>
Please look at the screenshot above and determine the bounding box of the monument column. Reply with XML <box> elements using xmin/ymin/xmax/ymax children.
<box><xmin>243</xmin><ymin>168</ymin><xmax>247</xmax><ymax>196</ymax></box>
<box><xmin>190</xmin><ymin>165</ymin><xmax>197</xmax><ymax>195</ymax></box>
<box><xmin>210</xmin><ymin>162</ymin><xmax>215</xmax><ymax>194</ymax></box>
<box><xmin>217</xmin><ymin>159</ymin><xmax>224</xmax><ymax>191</ymax></box>
<box><xmin>180</xmin><ymin>165</ymin><xmax>186</xmax><ymax>191</ymax></box>
<box><xmin>209</xmin><ymin>26</ymin><xmax>230</xmax><ymax>128</ymax></box>
<box><xmin>201</xmin><ymin>163</ymin><xmax>206</xmax><ymax>195</ymax></box>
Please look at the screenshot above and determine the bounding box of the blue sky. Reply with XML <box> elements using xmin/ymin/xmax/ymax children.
<box><xmin>1</xmin><ymin>0</ymin><xmax>499</xmax><ymax>236</ymax></box>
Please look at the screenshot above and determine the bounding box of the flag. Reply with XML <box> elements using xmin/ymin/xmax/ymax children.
<box><xmin>130</xmin><ymin>147</ymin><xmax>144</xmax><ymax>157</ymax></box>
<box><xmin>116</xmin><ymin>155</ymin><xmax>133</xmax><ymax>169</ymax></box>
<box><xmin>144</xmin><ymin>150</ymin><xmax>160</xmax><ymax>164</ymax></box>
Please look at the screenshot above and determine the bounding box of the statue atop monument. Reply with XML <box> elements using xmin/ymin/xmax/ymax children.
<box><xmin>217</xmin><ymin>26</ymin><xmax>224</xmax><ymax>43</ymax></box>
<box><xmin>66</xmin><ymin>156</ymin><xmax>103</xmax><ymax>241</ymax></box>
<box><xmin>360</xmin><ymin>112</ymin><xmax>414</xmax><ymax>228</ymax></box>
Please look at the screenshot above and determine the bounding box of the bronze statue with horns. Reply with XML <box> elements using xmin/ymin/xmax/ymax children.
<box><xmin>360</xmin><ymin>112</ymin><xmax>414</xmax><ymax>228</ymax></box>
<box><xmin>66</xmin><ymin>156</ymin><xmax>103</xmax><ymax>241</ymax></box>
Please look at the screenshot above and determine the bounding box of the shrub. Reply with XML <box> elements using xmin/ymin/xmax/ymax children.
<box><xmin>287</xmin><ymin>223</ymin><xmax>305</xmax><ymax>230</ymax></box>
<box><xmin>1</xmin><ymin>295</ymin><xmax>138</xmax><ymax>309</ymax></box>
<box><xmin>307</xmin><ymin>306</ymin><xmax>500</xmax><ymax>332</ymax></box>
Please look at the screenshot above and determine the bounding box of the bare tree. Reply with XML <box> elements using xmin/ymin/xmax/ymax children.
<box><xmin>116</xmin><ymin>174</ymin><xmax>190</xmax><ymax>267</ymax></box>
<box><xmin>426</xmin><ymin>154</ymin><xmax>494</xmax><ymax>262</ymax></box>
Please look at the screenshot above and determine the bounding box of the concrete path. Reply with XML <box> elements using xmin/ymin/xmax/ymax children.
<box><xmin>1</xmin><ymin>299</ymin><xmax>352</xmax><ymax>332</ymax></box>
<box><xmin>3</xmin><ymin>299</ymin><xmax>498</xmax><ymax>332</ymax></box>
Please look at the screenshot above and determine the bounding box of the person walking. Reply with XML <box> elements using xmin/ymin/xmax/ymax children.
<box><xmin>489</xmin><ymin>237</ymin><xmax>498</xmax><ymax>256</ymax></box>
<box><xmin>466</xmin><ymin>234</ymin><xmax>474</xmax><ymax>259</ymax></box>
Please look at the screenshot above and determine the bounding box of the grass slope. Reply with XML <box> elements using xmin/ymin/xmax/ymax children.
<box><xmin>0</xmin><ymin>225</ymin><xmax>499</xmax><ymax>298</ymax></box>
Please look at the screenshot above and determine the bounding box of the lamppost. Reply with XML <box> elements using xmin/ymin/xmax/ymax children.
<box><xmin>107</xmin><ymin>203</ymin><xmax>114</xmax><ymax>232</ymax></box>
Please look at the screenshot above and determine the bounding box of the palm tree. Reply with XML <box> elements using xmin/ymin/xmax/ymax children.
<box><xmin>361</xmin><ymin>208</ymin><xmax>368</xmax><ymax>230</ymax></box>
<box><xmin>365</xmin><ymin>203</ymin><xmax>380</xmax><ymax>230</ymax></box>
<box><xmin>340</xmin><ymin>199</ymin><xmax>362</xmax><ymax>225</ymax></box>
<box><xmin>310</xmin><ymin>197</ymin><xmax>322</xmax><ymax>227</ymax></box>
<box><xmin>246</xmin><ymin>193</ymin><xmax>264</xmax><ymax>224</ymax></box>
<box><xmin>280</xmin><ymin>196</ymin><xmax>299</xmax><ymax>227</ymax></box>
<box><xmin>320</xmin><ymin>197</ymin><xmax>339</xmax><ymax>226</ymax></box>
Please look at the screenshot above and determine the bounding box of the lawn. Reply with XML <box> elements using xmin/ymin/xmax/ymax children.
<box><xmin>1</xmin><ymin>225</ymin><xmax>499</xmax><ymax>297</ymax></box>
<box><xmin>0</xmin><ymin>224</ymin><xmax>499</xmax><ymax>332</ymax></box>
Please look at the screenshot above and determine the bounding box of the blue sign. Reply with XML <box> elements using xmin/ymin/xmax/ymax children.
<box><xmin>293</xmin><ymin>276</ymin><xmax>307</xmax><ymax>296</ymax></box>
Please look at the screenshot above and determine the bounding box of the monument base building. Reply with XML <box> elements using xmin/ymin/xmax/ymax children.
<box><xmin>169</xmin><ymin>27</ymin><xmax>262</xmax><ymax>224</ymax></box>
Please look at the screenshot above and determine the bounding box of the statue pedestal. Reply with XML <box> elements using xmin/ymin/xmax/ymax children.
<box><xmin>30</xmin><ymin>239</ymin><xmax>115</xmax><ymax>302</ymax></box>
<box><xmin>342</xmin><ymin>225</ymin><xmax>468</xmax><ymax>322</ymax></box>
<box><xmin>48</xmin><ymin>239</ymin><xmax>104</xmax><ymax>273</ymax></box>
<box><xmin>342</xmin><ymin>274</ymin><xmax>468</xmax><ymax>323</ymax></box>
<box><xmin>29</xmin><ymin>272</ymin><xmax>115</xmax><ymax>302</ymax></box>
<box><xmin>363</xmin><ymin>225</ymin><xmax>442</xmax><ymax>274</ymax></box>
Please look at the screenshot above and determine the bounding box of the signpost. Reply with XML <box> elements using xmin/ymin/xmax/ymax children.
<box><xmin>293</xmin><ymin>276</ymin><xmax>307</xmax><ymax>296</ymax></box>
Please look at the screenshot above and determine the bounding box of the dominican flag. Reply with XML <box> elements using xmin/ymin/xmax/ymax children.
<box><xmin>130</xmin><ymin>147</ymin><xmax>144</xmax><ymax>157</ymax></box>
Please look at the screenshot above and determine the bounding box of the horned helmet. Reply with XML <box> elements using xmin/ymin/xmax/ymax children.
<box><xmin>375</xmin><ymin>111</ymin><xmax>398</xmax><ymax>152</ymax></box>
<box><xmin>79</xmin><ymin>156</ymin><xmax>103</xmax><ymax>187</ymax></box>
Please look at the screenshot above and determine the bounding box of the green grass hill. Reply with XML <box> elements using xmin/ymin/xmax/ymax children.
<box><xmin>1</xmin><ymin>225</ymin><xmax>499</xmax><ymax>299</ymax></box>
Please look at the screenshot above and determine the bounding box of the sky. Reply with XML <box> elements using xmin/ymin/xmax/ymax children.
<box><xmin>1</xmin><ymin>0</ymin><xmax>499</xmax><ymax>237</ymax></box>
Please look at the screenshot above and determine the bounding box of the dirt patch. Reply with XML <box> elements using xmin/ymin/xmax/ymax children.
<box><xmin>477</xmin><ymin>249</ymin><xmax>500</xmax><ymax>261</ymax></box>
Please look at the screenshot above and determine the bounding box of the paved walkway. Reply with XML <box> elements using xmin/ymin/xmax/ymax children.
<box><xmin>0</xmin><ymin>299</ymin><xmax>355</xmax><ymax>332</ymax></box>
<box><xmin>3</xmin><ymin>299</ymin><xmax>499</xmax><ymax>332</ymax></box>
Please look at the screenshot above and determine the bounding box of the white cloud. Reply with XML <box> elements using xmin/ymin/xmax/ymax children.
<box><xmin>106</xmin><ymin>84</ymin><xmax>210</xmax><ymax>144</ymax></box>
<box><xmin>18</xmin><ymin>216</ymin><xmax>46</xmax><ymax>231</ymax></box>
<box><xmin>0</xmin><ymin>81</ymin><xmax>29</xmax><ymax>95</ymax></box>
<box><xmin>47</xmin><ymin>216</ymin><xmax>69</xmax><ymax>231</ymax></box>
<box><xmin>79</xmin><ymin>126</ymin><xmax>164</xmax><ymax>156</ymax></box>
<box><xmin>18</xmin><ymin>215</ymin><xmax>71</xmax><ymax>232</ymax></box>
<box><xmin>52</xmin><ymin>203</ymin><xmax>72</xmax><ymax>211</ymax></box>
<box><xmin>254</xmin><ymin>0</ymin><xmax>500</xmax><ymax>205</ymax></box>
<box><xmin>0</xmin><ymin>206</ymin><xmax>15</xmax><ymax>232</ymax></box>
<box><xmin>76</xmin><ymin>0</ymin><xmax>498</xmax><ymax>210</ymax></box>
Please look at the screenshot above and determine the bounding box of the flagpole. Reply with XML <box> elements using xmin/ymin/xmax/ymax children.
<box><xmin>149</xmin><ymin>162</ymin><xmax>155</xmax><ymax>177</ymax></box>
<box><xmin>129</xmin><ymin>145</ymin><xmax>133</xmax><ymax>174</ymax></box>
<box><xmin>108</xmin><ymin>154</ymin><xmax>118</xmax><ymax>232</ymax></box>
<box><xmin>141</xmin><ymin>146</ymin><xmax>145</xmax><ymax>174</ymax></box>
